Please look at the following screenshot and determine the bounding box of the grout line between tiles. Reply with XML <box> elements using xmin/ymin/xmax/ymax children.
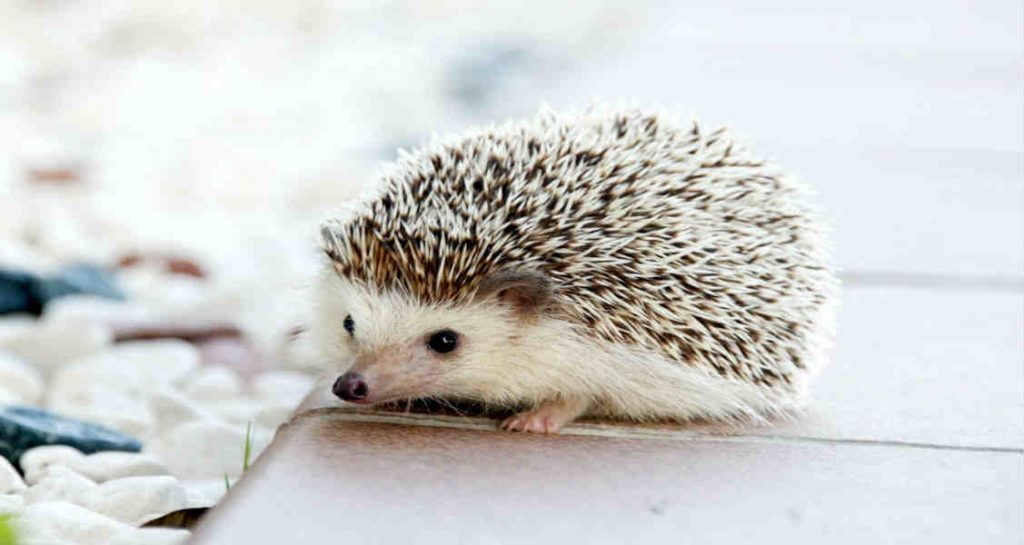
<box><xmin>295</xmin><ymin>408</ymin><xmax>1023</xmax><ymax>455</ymax></box>
<box><xmin>841</xmin><ymin>271</ymin><xmax>1023</xmax><ymax>292</ymax></box>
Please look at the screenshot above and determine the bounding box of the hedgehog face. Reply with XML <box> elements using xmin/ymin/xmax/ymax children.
<box><xmin>311</xmin><ymin>270</ymin><xmax>553</xmax><ymax>406</ymax></box>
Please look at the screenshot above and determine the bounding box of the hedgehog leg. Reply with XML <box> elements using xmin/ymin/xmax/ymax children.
<box><xmin>500</xmin><ymin>398</ymin><xmax>589</xmax><ymax>434</ymax></box>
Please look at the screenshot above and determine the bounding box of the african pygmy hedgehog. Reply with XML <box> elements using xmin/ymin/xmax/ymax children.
<box><xmin>312</xmin><ymin>107</ymin><xmax>837</xmax><ymax>433</ymax></box>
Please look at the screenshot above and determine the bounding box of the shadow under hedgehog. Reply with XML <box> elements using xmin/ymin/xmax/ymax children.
<box><xmin>311</xmin><ymin>106</ymin><xmax>838</xmax><ymax>434</ymax></box>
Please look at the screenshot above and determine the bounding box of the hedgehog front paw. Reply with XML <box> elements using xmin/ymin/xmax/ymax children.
<box><xmin>499</xmin><ymin>398</ymin><xmax>588</xmax><ymax>434</ymax></box>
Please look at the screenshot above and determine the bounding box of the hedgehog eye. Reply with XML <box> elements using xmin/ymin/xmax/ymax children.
<box><xmin>427</xmin><ymin>329</ymin><xmax>459</xmax><ymax>353</ymax></box>
<box><xmin>343</xmin><ymin>315</ymin><xmax>355</xmax><ymax>335</ymax></box>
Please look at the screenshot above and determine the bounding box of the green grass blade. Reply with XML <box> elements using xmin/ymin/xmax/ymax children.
<box><xmin>0</xmin><ymin>514</ymin><xmax>19</xmax><ymax>545</ymax></box>
<box><xmin>243</xmin><ymin>422</ymin><xmax>253</xmax><ymax>472</ymax></box>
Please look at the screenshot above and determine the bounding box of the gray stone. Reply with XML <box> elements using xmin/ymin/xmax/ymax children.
<box><xmin>0</xmin><ymin>406</ymin><xmax>141</xmax><ymax>469</ymax></box>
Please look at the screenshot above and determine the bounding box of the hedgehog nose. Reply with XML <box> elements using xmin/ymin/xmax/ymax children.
<box><xmin>333</xmin><ymin>372</ymin><xmax>369</xmax><ymax>402</ymax></box>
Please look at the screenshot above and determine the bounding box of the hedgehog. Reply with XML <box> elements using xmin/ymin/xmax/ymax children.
<box><xmin>311</xmin><ymin>107</ymin><xmax>837</xmax><ymax>433</ymax></box>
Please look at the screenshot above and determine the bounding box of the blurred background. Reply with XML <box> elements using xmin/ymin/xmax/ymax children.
<box><xmin>0</xmin><ymin>1</ymin><xmax>1021</xmax><ymax>543</ymax></box>
<box><xmin>2</xmin><ymin>0</ymin><xmax>1020</xmax><ymax>339</ymax></box>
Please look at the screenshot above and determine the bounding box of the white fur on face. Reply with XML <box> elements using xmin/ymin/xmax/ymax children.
<box><xmin>310</xmin><ymin>270</ymin><xmax>803</xmax><ymax>422</ymax></box>
<box><xmin>310</xmin><ymin>272</ymin><xmax>546</xmax><ymax>404</ymax></box>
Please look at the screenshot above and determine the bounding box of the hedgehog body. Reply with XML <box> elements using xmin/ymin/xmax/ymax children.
<box><xmin>314</xmin><ymin>107</ymin><xmax>837</xmax><ymax>432</ymax></box>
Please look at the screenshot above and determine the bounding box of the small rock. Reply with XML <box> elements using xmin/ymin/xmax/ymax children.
<box><xmin>0</xmin><ymin>241</ymin><xmax>55</xmax><ymax>276</ymax></box>
<box><xmin>0</xmin><ymin>351</ymin><xmax>45</xmax><ymax>404</ymax></box>
<box><xmin>21</xmin><ymin>466</ymin><xmax>97</xmax><ymax>505</ymax></box>
<box><xmin>149</xmin><ymin>390</ymin><xmax>217</xmax><ymax>433</ymax></box>
<box><xmin>252</xmin><ymin>401</ymin><xmax>298</xmax><ymax>430</ymax></box>
<box><xmin>251</xmin><ymin>370</ymin><xmax>315</xmax><ymax>405</ymax></box>
<box><xmin>111</xmin><ymin>320</ymin><xmax>241</xmax><ymax>344</ymax></box>
<box><xmin>0</xmin><ymin>315</ymin><xmax>35</xmax><ymax>345</ymax></box>
<box><xmin>115</xmin><ymin>271</ymin><xmax>220</xmax><ymax>322</ymax></box>
<box><xmin>0</xmin><ymin>493</ymin><xmax>24</xmax><ymax>515</ymax></box>
<box><xmin>0</xmin><ymin>385</ymin><xmax>21</xmax><ymax>405</ymax></box>
<box><xmin>66</xmin><ymin>452</ymin><xmax>169</xmax><ymax>483</ymax></box>
<box><xmin>20</xmin><ymin>445</ymin><xmax>85</xmax><ymax>485</ymax></box>
<box><xmin>17</xmin><ymin>501</ymin><xmax>132</xmax><ymax>545</ymax></box>
<box><xmin>0</xmin><ymin>268</ymin><xmax>36</xmax><ymax>315</ymax></box>
<box><xmin>179</xmin><ymin>366</ymin><xmax>242</xmax><ymax>401</ymax></box>
<box><xmin>0</xmin><ymin>265</ymin><xmax>123</xmax><ymax>317</ymax></box>
<box><xmin>45</xmin><ymin>373</ymin><xmax>153</xmax><ymax>438</ymax></box>
<box><xmin>0</xmin><ymin>317</ymin><xmax>112</xmax><ymax>377</ymax></box>
<box><xmin>26</xmin><ymin>165</ymin><xmax>81</xmax><ymax>185</ymax></box>
<box><xmin>0</xmin><ymin>456</ymin><xmax>26</xmax><ymax>493</ymax></box>
<box><xmin>0</xmin><ymin>406</ymin><xmax>141</xmax><ymax>468</ymax></box>
<box><xmin>31</xmin><ymin>265</ymin><xmax>124</xmax><ymax>307</ymax></box>
<box><xmin>144</xmin><ymin>421</ymin><xmax>268</xmax><ymax>480</ymax></box>
<box><xmin>165</xmin><ymin>258</ymin><xmax>205</xmax><ymax>279</ymax></box>
<box><xmin>109</xmin><ymin>527</ymin><xmax>191</xmax><ymax>545</ymax></box>
<box><xmin>47</xmin><ymin>340</ymin><xmax>199</xmax><ymax>436</ymax></box>
<box><xmin>195</xmin><ymin>336</ymin><xmax>266</xmax><ymax>380</ymax></box>
<box><xmin>89</xmin><ymin>476</ymin><xmax>189</xmax><ymax>525</ymax></box>
<box><xmin>20</xmin><ymin>447</ymin><xmax>169</xmax><ymax>487</ymax></box>
<box><xmin>200</xmin><ymin>398</ymin><xmax>266</xmax><ymax>426</ymax></box>
<box><xmin>72</xmin><ymin>340</ymin><xmax>200</xmax><ymax>386</ymax></box>
<box><xmin>48</xmin><ymin>405</ymin><xmax>155</xmax><ymax>440</ymax></box>
<box><xmin>43</xmin><ymin>296</ymin><xmax>153</xmax><ymax>326</ymax></box>
<box><xmin>117</xmin><ymin>252</ymin><xmax>207</xmax><ymax>280</ymax></box>
<box><xmin>180</xmin><ymin>480</ymin><xmax>227</xmax><ymax>507</ymax></box>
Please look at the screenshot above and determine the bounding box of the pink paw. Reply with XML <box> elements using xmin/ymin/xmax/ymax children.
<box><xmin>500</xmin><ymin>410</ymin><xmax>563</xmax><ymax>434</ymax></box>
<box><xmin>499</xmin><ymin>399</ymin><xmax>587</xmax><ymax>434</ymax></box>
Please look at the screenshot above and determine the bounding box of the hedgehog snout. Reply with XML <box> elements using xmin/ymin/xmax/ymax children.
<box><xmin>333</xmin><ymin>371</ymin><xmax>370</xmax><ymax>403</ymax></box>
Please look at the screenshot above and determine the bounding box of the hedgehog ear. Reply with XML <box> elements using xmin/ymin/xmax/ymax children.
<box><xmin>475</xmin><ymin>269</ymin><xmax>551</xmax><ymax>316</ymax></box>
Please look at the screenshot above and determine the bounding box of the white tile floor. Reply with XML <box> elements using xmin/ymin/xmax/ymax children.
<box><xmin>534</xmin><ymin>1</ymin><xmax>1023</xmax><ymax>280</ymax></box>
<box><xmin>194</xmin><ymin>416</ymin><xmax>1023</xmax><ymax>545</ymax></box>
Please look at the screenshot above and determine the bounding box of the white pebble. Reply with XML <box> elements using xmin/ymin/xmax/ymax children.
<box><xmin>144</xmin><ymin>421</ymin><xmax>269</xmax><ymax>480</ymax></box>
<box><xmin>108</xmin><ymin>527</ymin><xmax>191</xmax><ymax>545</ymax></box>
<box><xmin>0</xmin><ymin>456</ymin><xmax>26</xmax><ymax>493</ymax></box>
<box><xmin>181</xmin><ymin>479</ymin><xmax>227</xmax><ymax>507</ymax></box>
<box><xmin>47</xmin><ymin>397</ymin><xmax>154</xmax><ymax>439</ymax></box>
<box><xmin>251</xmin><ymin>370</ymin><xmax>315</xmax><ymax>404</ymax></box>
<box><xmin>21</xmin><ymin>466</ymin><xmax>97</xmax><ymax>505</ymax></box>
<box><xmin>0</xmin><ymin>351</ymin><xmax>45</xmax><ymax>404</ymax></box>
<box><xmin>88</xmin><ymin>476</ymin><xmax>189</xmax><ymax>526</ymax></box>
<box><xmin>0</xmin><ymin>315</ymin><xmax>36</xmax><ymax>346</ymax></box>
<box><xmin>200</xmin><ymin>398</ymin><xmax>266</xmax><ymax>426</ymax></box>
<box><xmin>149</xmin><ymin>389</ymin><xmax>218</xmax><ymax>433</ymax></box>
<box><xmin>66</xmin><ymin>452</ymin><xmax>169</xmax><ymax>483</ymax></box>
<box><xmin>0</xmin><ymin>493</ymin><xmax>25</xmax><ymax>515</ymax></box>
<box><xmin>0</xmin><ymin>318</ymin><xmax>111</xmax><ymax>377</ymax></box>
<box><xmin>179</xmin><ymin>366</ymin><xmax>242</xmax><ymax>401</ymax></box>
<box><xmin>43</xmin><ymin>296</ymin><xmax>154</xmax><ymax>325</ymax></box>
<box><xmin>47</xmin><ymin>340</ymin><xmax>200</xmax><ymax>438</ymax></box>
<box><xmin>0</xmin><ymin>385</ymin><xmax>21</xmax><ymax>404</ymax></box>
<box><xmin>77</xmin><ymin>340</ymin><xmax>200</xmax><ymax>387</ymax></box>
<box><xmin>0</xmin><ymin>237</ymin><xmax>55</xmax><ymax>272</ymax></box>
<box><xmin>21</xmin><ymin>445</ymin><xmax>86</xmax><ymax>485</ymax></box>
<box><xmin>118</xmin><ymin>272</ymin><xmax>230</xmax><ymax>323</ymax></box>
<box><xmin>251</xmin><ymin>401</ymin><xmax>298</xmax><ymax>430</ymax></box>
<box><xmin>17</xmin><ymin>501</ymin><xmax>132</xmax><ymax>545</ymax></box>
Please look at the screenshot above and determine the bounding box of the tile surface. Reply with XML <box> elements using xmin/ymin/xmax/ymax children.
<box><xmin>763</xmin><ymin>284</ymin><xmax>1024</xmax><ymax>449</ymax></box>
<box><xmin>191</xmin><ymin>415</ymin><xmax>1023</xmax><ymax>545</ymax></box>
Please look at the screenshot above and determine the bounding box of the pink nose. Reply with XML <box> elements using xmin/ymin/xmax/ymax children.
<box><xmin>332</xmin><ymin>372</ymin><xmax>369</xmax><ymax>402</ymax></box>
